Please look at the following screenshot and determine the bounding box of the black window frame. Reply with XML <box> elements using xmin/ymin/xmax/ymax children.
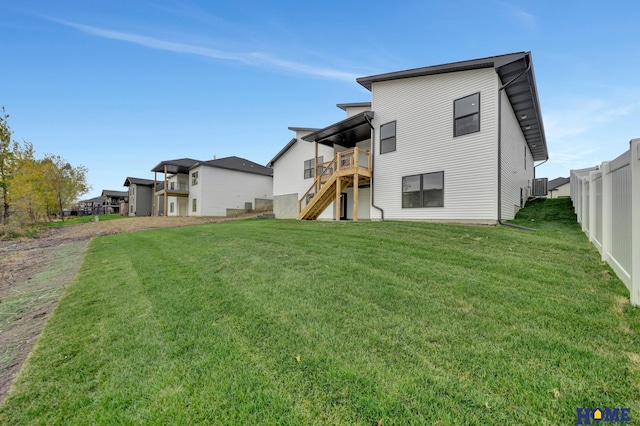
<box><xmin>402</xmin><ymin>171</ymin><xmax>445</xmax><ymax>208</ymax></box>
<box><xmin>454</xmin><ymin>92</ymin><xmax>480</xmax><ymax>137</ymax></box>
<box><xmin>304</xmin><ymin>156</ymin><xmax>323</xmax><ymax>179</ymax></box>
<box><xmin>380</xmin><ymin>121</ymin><xmax>397</xmax><ymax>154</ymax></box>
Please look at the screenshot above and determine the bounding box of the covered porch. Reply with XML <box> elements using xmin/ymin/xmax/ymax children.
<box><xmin>150</xmin><ymin>158</ymin><xmax>197</xmax><ymax>216</ymax></box>
<box><xmin>298</xmin><ymin>111</ymin><xmax>374</xmax><ymax>221</ymax></box>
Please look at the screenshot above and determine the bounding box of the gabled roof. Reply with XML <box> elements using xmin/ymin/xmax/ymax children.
<box><xmin>302</xmin><ymin>111</ymin><xmax>374</xmax><ymax>147</ymax></box>
<box><xmin>548</xmin><ymin>177</ymin><xmax>570</xmax><ymax>191</ymax></box>
<box><xmin>336</xmin><ymin>102</ymin><xmax>371</xmax><ymax>111</ymax></box>
<box><xmin>194</xmin><ymin>156</ymin><xmax>273</xmax><ymax>177</ymax></box>
<box><xmin>123</xmin><ymin>177</ymin><xmax>155</xmax><ymax>187</ymax></box>
<box><xmin>151</xmin><ymin>158</ymin><xmax>200</xmax><ymax>174</ymax></box>
<box><xmin>356</xmin><ymin>52</ymin><xmax>548</xmax><ymax>161</ymax></box>
<box><xmin>101</xmin><ymin>190</ymin><xmax>128</xmax><ymax>198</ymax></box>
<box><xmin>267</xmin><ymin>138</ymin><xmax>297</xmax><ymax>167</ymax></box>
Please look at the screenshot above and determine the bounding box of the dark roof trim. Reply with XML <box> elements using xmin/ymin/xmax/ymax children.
<box><xmin>268</xmin><ymin>138</ymin><xmax>297</xmax><ymax>167</ymax></box>
<box><xmin>101</xmin><ymin>190</ymin><xmax>128</xmax><ymax>197</ymax></box>
<box><xmin>356</xmin><ymin>52</ymin><xmax>528</xmax><ymax>90</ymax></box>
<box><xmin>193</xmin><ymin>156</ymin><xmax>273</xmax><ymax>177</ymax></box>
<box><xmin>336</xmin><ymin>102</ymin><xmax>372</xmax><ymax>111</ymax></box>
<box><xmin>302</xmin><ymin>111</ymin><xmax>374</xmax><ymax>147</ymax></box>
<box><xmin>287</xmin><ymin>126</ymin><xmax>320</xmax><ymax>132</ymax></box>
<box><xmin>151</xmin><ymin>158</ymin><xmax>200</xmax><ymax>174</ymax></box>
<box><xmin>356</xmin><ymin>51</ymin><xmax>548</xmax><ymax>161</ymax></box>
<box><xmin>123</xmin><ymin>177</ymin><xmax>155</xmax><ymax>187</ymax></box>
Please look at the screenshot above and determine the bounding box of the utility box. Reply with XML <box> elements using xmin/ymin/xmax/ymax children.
<box><xmin>532</xmin><ymin>178</ymin><xmax>548</xmax><ymax>197</ymax></box>
<box><xmin>244</xmin><ymin>202</ymin><xmax>253</xmax><ymax>212</ymax></box>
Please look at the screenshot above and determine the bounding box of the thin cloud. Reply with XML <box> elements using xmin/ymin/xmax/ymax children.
<box><xmin>52</xmin><ymin>18</ymin><xmax>360</xmax><ymax>82</ymax></box>
<box><xmin>500</xmin><ymin>3</ymin><xmax>537</xmax><ymax>30</ymax></box>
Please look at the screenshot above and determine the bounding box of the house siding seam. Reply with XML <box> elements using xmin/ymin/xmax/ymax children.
<box><xmin>500</xmin><ymin>89</ymin><xmax>534</xmax><ymax>220</ymax></box>
<box><xmin>370</xmin><ymin>68</ymin><xmax>499</xmax><ymax>221</ymax></box>
<box><xmin>272</xmin><ymin>135</ymin><xmax>335</xmax><ymax>219</ymax></box>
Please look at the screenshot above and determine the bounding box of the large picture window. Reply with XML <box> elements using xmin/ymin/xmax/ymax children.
<box><xmin>380</xmin><ymin>121</ymin><xmax>396</xmax><ymax>154</ymax></box>
<box><xmin>454</xmin><ymin>93</ymin><xmax>480</xmax><ymax>136</ymax></box>
<box><xmin>304</xmin><ymin>156</ymin><xmax>323</xmax><ymax>179</ymax></box>
<box><xmin>402</xmin><ymin>171</ymin><xmax>444</xmax><ymax>208</ymax></box>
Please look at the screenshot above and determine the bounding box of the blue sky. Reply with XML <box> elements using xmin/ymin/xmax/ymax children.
<box><xmin>1</xmin><ymin>1</ymin><xmax>638</xmax><ymax>199</ymax></box>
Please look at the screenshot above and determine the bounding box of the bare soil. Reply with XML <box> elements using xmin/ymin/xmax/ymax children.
<box><xmin>0</xmin><ymin>214</ymin><xmax>262</xmax><ymax>402</ymax></box>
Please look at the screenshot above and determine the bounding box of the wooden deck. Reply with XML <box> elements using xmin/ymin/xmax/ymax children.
<box><xmin>297</xmin><ymin>148</ymin><xmax>372</xmax><ymax>220</ymax></box>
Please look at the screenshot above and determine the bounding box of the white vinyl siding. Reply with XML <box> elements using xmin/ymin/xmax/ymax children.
<box><xmin>370</xmin><ymin>68</ymin><xmax>499</xmax><ymax>222</ymax></box>
<box><xmin>500</xmin><ymin>89</ymin><xmax>534</xmax><ymax>220</ymax></box>
<box><xmin>191</xmin><ymin>166</ymin><xmax>273</xmax><ymax>217</ymax></box>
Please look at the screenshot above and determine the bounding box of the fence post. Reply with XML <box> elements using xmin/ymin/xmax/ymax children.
<box><xmin>600</xmin><ymin>161</ymin><xmax>611</xmax><ymax>263</ymax></box>
<box><xmin>588</xmin><ymin>170</ymin><xmax>597</xmax><ymax>244</ymax></box>
<box><xmin>630</xmin><ymin>138</ymin><xmax>640</xmax><ymax>306</ymax></box>
<box><xmin>581</xmin><ymin>176</ymin><xmax>589</xmax><ymax>234</ymax></box>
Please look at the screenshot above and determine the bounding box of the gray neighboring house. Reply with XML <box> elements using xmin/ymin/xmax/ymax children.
<box><xmin>123</xmin><ymin>177</ymin><xmax>155</xmax><ymax>216</ymax></box>
<box><xmin>547</xmin><ymin>177</ymin><xmax>570</xmax><ymax>198</ymax></box>
<box><xmin>101</xmin><ymin>190</ymin><xmax>128</xmax><ymax>214</ymax></box>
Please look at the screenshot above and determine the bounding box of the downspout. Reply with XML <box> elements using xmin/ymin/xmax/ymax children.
<box><xmin>364</xmin><ymin>114</ymin><xmax>384</xmax><ymax>220</ymax></box>
<box><xmin>498</xmin><ymin>57</ymin><xmax>536</xmax><ymax>231</ymax></box>
<box><xmin>533</xmin><ymin>158</ymin><xmax>548</xmax><ymax>181</ymax></box>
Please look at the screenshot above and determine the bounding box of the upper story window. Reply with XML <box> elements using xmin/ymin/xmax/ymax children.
<box><xmin>380</xmin><ymin>121</ymin><xmax>396</xmax><ymax>154</ymax></box>
<box><xmin>191</xmin><ymin>171</ymin><xmax>198</xmax><ymax>186</ymax></box>
<box><xmin>454</xmin><ymin>93</ymin><xmax>480</xmax><ymax>137</ymax></box>
<box><xmin>304</xmin><ymin>156</ymin><xmax>323</xmax><ymax>179</ymax></box>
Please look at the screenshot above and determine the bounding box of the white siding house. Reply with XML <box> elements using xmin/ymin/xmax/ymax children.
<box><xmin>270</xmin><ymin>52</ymin><xmax>548</xmax><ymax>224</ymax></box>
<box><xmin>151</xmin><ymin>157</ymin><xmax>273</xmax><ymax>217</ymax></box>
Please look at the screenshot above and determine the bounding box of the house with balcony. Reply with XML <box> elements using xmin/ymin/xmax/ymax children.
<box><xmin>269</xmin><ymin>51</ymin><xmax>548</xmax><ymax>224</ymax></box>
<box><xmin>123</xmin><ymin>177</ymin><xmax>155</xmax><ymax>216</ymax></box>
<box><xmin>101</xmin><ymin>190</ymin><xmax>128</xmax><ymax>214</ymax></box>
<box><xmin>151</xmin><ymin>156</ymin><xmax>273</xmax><ymax>217</ymax></box>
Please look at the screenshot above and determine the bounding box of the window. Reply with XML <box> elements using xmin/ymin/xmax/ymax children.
<box><xmin>132</xmin><ymin>187</ymin><xmax>135</xmax><ymax>196</ymax></box>
<box><xmin>130</xmin><ymin>205</ymin><xmax>133</xmax><ymax>214</ymax></box>
<box><xmin>402</xmin><ymin>172</ymin><xmax>444</xmax><ymax>208</ymax></box>
<box><xmin>191</xmin><ymin>171</ymin><xmax>199</xmax><ymax>186</ymax></box>
<box><xmin>170</xmin><ymin>202</ymin><xmax>175</xmax><ymax>213</ymax></box>
<box><xmin>524</xmin><ymin>145</ymin><xmax>527</xmax><ymax>170</ymax></box>
<box><xmin>454</xmin><ymin>93</ymin><xmax>480</xmax><ymax>136</ymax></box>
<box><xmin>304</xmin><ymin>156</ymin><xmax>323</xmax><ymax>179</ymax></box>
<box><xmin>380</xmin><ymin>121</ymin><xmax>396</xmax><ymax>154</ymax></box>
<box><xmin>192</xmin><ymin>198</ymin><xmax>197</xmax><ymax>212</ymax></box>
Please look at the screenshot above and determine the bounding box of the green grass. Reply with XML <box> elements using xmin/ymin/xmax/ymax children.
<box><xmin>47</xmin><ymin>213</ymin><xmax>128</xmax><ymax>227</ymax></box>
<box><xmin>1</xmin><ymin>198</ymin><xmax>639</xmax><ymax>424</ymax></box>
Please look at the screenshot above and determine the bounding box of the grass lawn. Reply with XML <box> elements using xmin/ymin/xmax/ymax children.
<box><xmin>1</xmin><ymin>199</ymin><xmax>638</xmax><ymax>424</ymax></box>
<box><xmin>47</xmin><ymin>213</ymin><xmax>128</xmax><ymax>227</ymax></box>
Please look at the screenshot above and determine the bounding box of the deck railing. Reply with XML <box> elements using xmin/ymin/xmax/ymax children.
<box><xmin>298</xmin><ymin>147</ymin><xmax>371</xmax><ymax>213</ymax></box>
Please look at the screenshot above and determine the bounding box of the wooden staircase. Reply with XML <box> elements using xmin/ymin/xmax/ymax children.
<box><xmin>297</xmin><ymin>148</ymin><xmax>372</xmax><ymax>220</ymax></box>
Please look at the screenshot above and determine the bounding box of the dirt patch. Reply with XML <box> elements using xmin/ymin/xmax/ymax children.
<box><xmin>0</xmin><ymin>214</ymin><xmax>263</xmax><ymax>402</ymax></box>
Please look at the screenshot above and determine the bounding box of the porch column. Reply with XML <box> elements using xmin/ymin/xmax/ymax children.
<box><xmin>315</xmin><ymin>142</ymin><xmax>320</xmax><ymax>193</ymax></box>
<box><xmin>353</xmin><ymin>174</ymin><xmax>359</xmax><ymax>222</ymax></box>
<box><xmin>335</xmin><ymin>177</ymin><xmax>341</xmax><ymax>221</ymax></box>
<box><xmin>164</xmin><ymin>165</ymin><xmax>168</xmax><ymax>216</ymax></box>
<box><xmin>153</xmin><ymin>171</ymin><xmax>157</xmax><ymax>216</ymax></box>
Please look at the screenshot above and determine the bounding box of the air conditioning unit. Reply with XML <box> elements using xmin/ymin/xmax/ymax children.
<box><xmin>245</xmin><ymin>202</ymin><xmax>253</xmax><ymax>212</ymax></box>
<box><xmin>532</xmin><ymin>178</ymin><xmax>548</xmax><ymax>197</ymax></box>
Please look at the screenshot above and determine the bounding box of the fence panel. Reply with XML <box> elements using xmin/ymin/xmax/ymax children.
<box><xmin>570</xmin><ymin>139</ymin><xmax>639</xmax><ymax>306</ymax></box>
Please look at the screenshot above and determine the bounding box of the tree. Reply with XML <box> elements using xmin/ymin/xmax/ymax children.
<box><xmin>42</xmin><ymin>154</ymin><xmax>90</xmax><ymax>221</ymax></box>
<box><xmin>0</xmin><ymin>106</ymin><xmax>16</xmax><ymax>225</ymax></box>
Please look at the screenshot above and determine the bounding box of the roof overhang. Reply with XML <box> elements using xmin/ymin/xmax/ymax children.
<box><xmin>151</xmin><ymin>159</ymin><xmax>198</xmax><ymax>174</ymax></box>
<box><xmin>356</xmin><ymin>52</ymin><xmax>548</xmax><ymax>161</ymax></box>
<box><xmin>302</xmin><ymin>111</ymin><xmax>374</xmax><ymax>147</ymax></box>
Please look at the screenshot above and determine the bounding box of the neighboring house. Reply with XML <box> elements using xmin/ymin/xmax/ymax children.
<box><xmin>151</xmin><ymin>156</ymin><xmax>273</xmax><ymax>217</ymax></box>
<box><xmin>123</xmin><ymin>177</ymin><xmax>155</xmax><ymax>216</ymax></box>
<box><xmin>546</xmin><ymin>177</ymin><xmax>570</xmax><ymax>198</ymax></box>
<box><xmin>78</xmin><ymin>196</ymin><xmax>102</xmax><ymax>215</ymax></box>
<box><xmin>269</xmin><ymin>51</ymin><xmax>549</xmax><ymax>224</ymax></box>
<box><xmin>101</xmin><ymin>190</ymin><xmax>128</xmax><ymax>214</ymax></box>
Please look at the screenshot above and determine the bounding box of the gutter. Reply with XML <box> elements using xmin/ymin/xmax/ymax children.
<box><xmin>497</xmin><ymin>56</ymin><xmax>536</xmax><ymax>232</ymax></box>
<box><xmin>364</xmin><ymin>114</ymin><xmax>384</xmax><ymax>220</ymax></box>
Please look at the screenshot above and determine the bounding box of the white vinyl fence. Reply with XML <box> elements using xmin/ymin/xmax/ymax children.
<box><xmin>571</xmin><ymin>138</ymin><xmax>640</xmax><ymax>306</ymax></box>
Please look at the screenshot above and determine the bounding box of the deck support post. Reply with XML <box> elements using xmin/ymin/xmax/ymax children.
<box><xmin>335</xmin><ymin>177</ymin><xmax>341</xmax><ymax>221</ymax></box>
<box><xmin>163</xmin><ymin>164</ymin><xmax>168</xmax><ymax>217</ymax></box>
<box><xmin>353</xmin><ymin>174</ymin><xmax>359</xmax><ymax>222</ymax></box>
<box><xmin>153</xmin><ymin>171</ymin><xmax>157</xmax><ymax>216</ymax></box>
